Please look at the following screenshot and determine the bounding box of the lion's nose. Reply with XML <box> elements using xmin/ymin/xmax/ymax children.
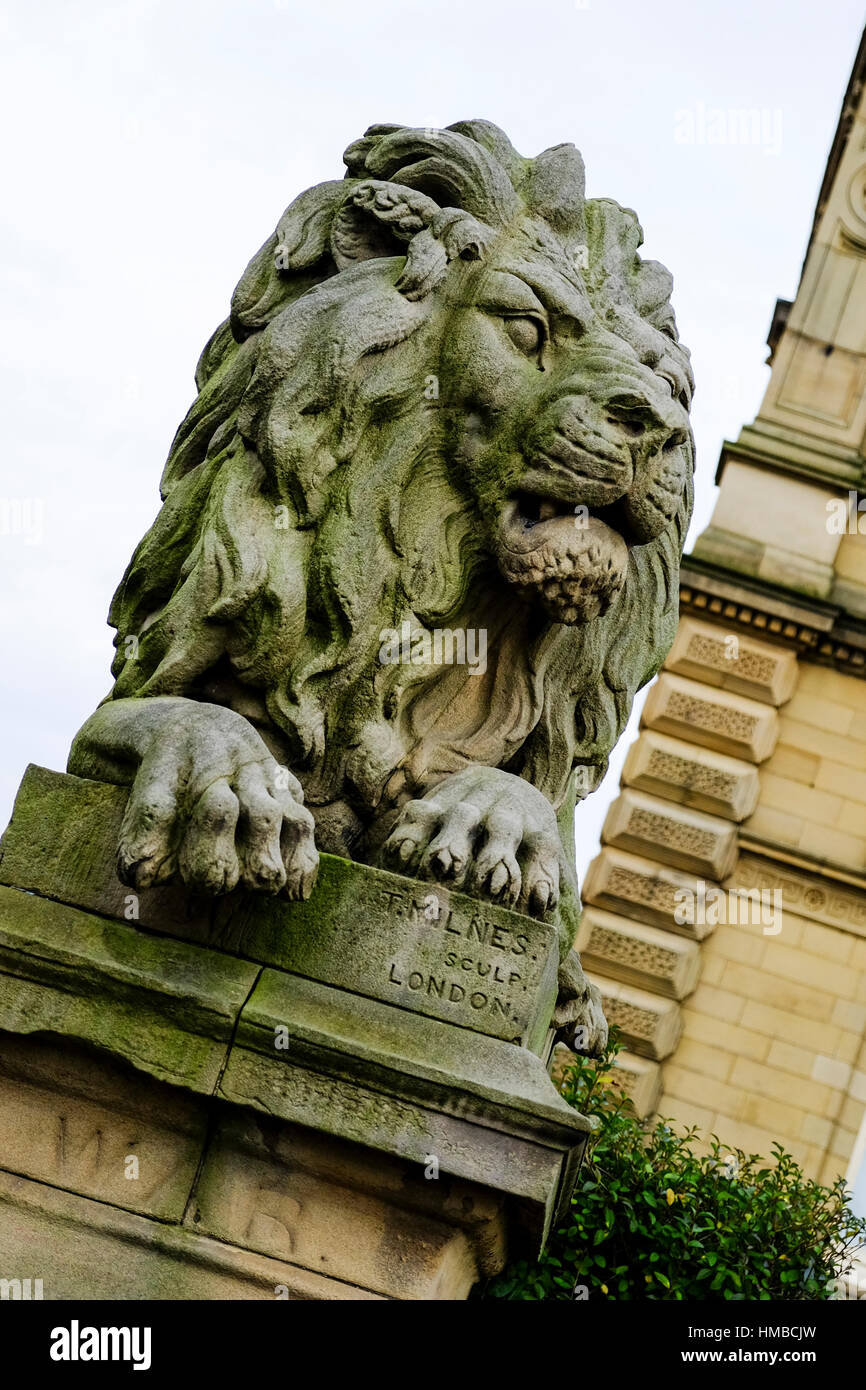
<box><xmin>604</xmin><ymin>391</ymin><xmax>675</xmax><ymax>447</ymax></box>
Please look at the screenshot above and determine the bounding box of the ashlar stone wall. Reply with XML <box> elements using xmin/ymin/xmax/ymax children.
<box><xmin>579</xmin><ymin>615</ymin><xmax>866</xmax><ymax>1187</ymax></box>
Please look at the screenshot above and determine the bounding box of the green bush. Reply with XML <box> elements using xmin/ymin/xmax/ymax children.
<box><xmin>486</xmin><ymin>1032</ymin><xmax>866</xmax><ymax>1300</ymax></box>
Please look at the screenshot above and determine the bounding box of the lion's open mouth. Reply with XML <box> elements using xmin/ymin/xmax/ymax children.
<box><xmin>495</xmin><ymin>490</ymin><xmax>630</xmax><ymax>624</ymax></box>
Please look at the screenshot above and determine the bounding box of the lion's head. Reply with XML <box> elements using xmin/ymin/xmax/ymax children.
<box><xmin>107</xmin><ymin>121</ymin><xmax>693</xmax><ymax>844</ymax></box>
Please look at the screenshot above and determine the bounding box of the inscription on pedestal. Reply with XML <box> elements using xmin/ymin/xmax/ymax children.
<box><xmin>215</xmin><ymin>867</ymin><xmax>559</xmax><ymax>1048</ymax></box>
<box><xmin>380</xmin><ymin>884</ymin><xmax>533</xmax><ymax>1032</ymax></box>
<box><xmin>0</xmin><ymin>765</ymin><xmax>560</xmax><ymax>1050</ymax></box>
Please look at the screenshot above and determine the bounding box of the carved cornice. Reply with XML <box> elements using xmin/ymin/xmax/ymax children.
<box><xmin>728</xmin><ymin>846</ymin><xmax>866</xmax><ymax>937</ymax></box>
<box><xmin>680</xmin><ymin>558</ymin><xmax>866</xmax><ymax>678</ymax></box>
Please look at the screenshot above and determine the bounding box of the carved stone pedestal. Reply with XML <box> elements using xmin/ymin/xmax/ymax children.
<box><xmin>0</xmin><ymin>766</ymin><xmax>589</xmax><ymax>1300</ymax></box>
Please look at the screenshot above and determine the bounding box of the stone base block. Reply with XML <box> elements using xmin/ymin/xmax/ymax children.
<box><xmin>0</xmin><ymin>1167</ymin><xmax>383</xmax><ymax>1301</ymax></box>
<box><xmin>0</xmin><ymin>765</ymin><xmax>591</xmax><ymax>1299</ymax></box>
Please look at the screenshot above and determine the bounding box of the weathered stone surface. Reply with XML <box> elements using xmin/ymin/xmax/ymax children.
<box><xmin>190</xmin><ymin>1112</ymin><xmax>504</xmax><ymax>1300</ymax></box>
<box><xmin>576</xmin><ymin>906</ymin><xmax>701</xmax><ymax>999</ymax></box>
<box><xmin>622</xmin><ymin>729</ymin><xmax>760</xmax><ymax>821</ymax></box>
<box><xmin>0</xmin><ymin>765</ymin><xmax>559</xmax><ymax>1051</ymax></box>
<box><xmin>0</xmin><ymin>122</ymin><xmax>704</xmax><ymax>1299</ymax></box>
<box><xmin>602</xmin><ymin>788</ymin><xmax>739</xmax><ymax>879</ymax></box>
<box><xmin>0</xmin><ymin>764</ymin><xmax>591</xmax><ymax>1279</ymax></box>
<box><xmin>0</xmin><ymin>1033</ymin><xmax>206</xmax><ymax>1220</ymax></box>
<box><xmin>221</xmin><ymin>968</ymin><xmax>589</xmax><ymax>1246</ymax></box>
<box><xmin>582</xmin><ymin>847</ymin><xmax>719</xmax><ymax>940</ymax></box>
<box><xmin>0</xmin><ymin>858</ymin><xmax>589</xmax><ymax>1245</ymax></box>
<box><xmin>585</xmin><ymin>972</ymin><xmax>683</xmax><ymax>1060</ymax></box>
<box><xmin>201</xmin><ymin>1114</ymin><xmax>508</xmax><ymax>1271</ymax></box>
<box><xmin>664</xmin><ymin>616</ymin><xmax>798</xmax><ymax>706</ymax></box>
<box><xmin>0</xmin><ymin>763</ymin><xmax>215</xmax><ymax>938</ymax></box>
<box><xmin>56</xmin><ymin>122</ymin><xmax>694</xmax><ymax>1070</ymax></box>
<box><xmin>213</xmin><ymin>866</ymin><xmax>559</xmax><ymax>1051</ymax></box>
<box><xmin>0</xmin><ymin>884</ymin><xmax>259</xmax><ymax>1093</ymax></box>
<box><xmin>0</xmin><ymin>1167</ymin><xmax>381</xmax><ymax>1300</ymax></box>
<box><xmin>643</xmin><ymin>672</ymin><xmax>779</xmax><ymax>763</ymax></box>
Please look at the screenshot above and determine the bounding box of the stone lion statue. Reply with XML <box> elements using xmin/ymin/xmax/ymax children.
<box><xmin>69</xmin><ymin>121</ymin><xmax>694</xmax><ymax>1055</ymax></box>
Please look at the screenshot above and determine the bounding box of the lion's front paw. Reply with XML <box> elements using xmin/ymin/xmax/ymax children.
<box><xmin>380</xmin><ymin>766</ymin><xmax>565</xmax><ymax>918</ymax></box>
<box><xmin>116</xmin><ymin>704</ymin><xmax>318</xmax><ymax>900</ymax></box>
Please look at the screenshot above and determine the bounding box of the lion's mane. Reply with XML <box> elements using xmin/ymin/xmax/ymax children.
<box><xmin>107</xmin><ymin>121</ymin><xmax>694</xmax><ymax>827</ymax></box>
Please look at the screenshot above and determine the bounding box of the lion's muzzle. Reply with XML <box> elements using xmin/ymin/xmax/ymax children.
<box><xmin>495</xmin><ymin>500</ymin><xmax>628</xmax><ymax>624</ymax></box>
<box><xmin>492</xmin><ymin>376</ymin><xmax>689</xmax><ymax>623</ymax></box>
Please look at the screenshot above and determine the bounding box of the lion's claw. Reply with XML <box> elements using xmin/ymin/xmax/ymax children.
<box><xmin>381</xmin><ymin>766</ymin><xmax>567</xmax><ymax>919</ymax></box>
<box><xmin>108</xmin><ymin>699</ymin><xmax>319</xmax><ymax>899</ymax></box>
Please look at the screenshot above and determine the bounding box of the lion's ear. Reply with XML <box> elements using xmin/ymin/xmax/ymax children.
<box><xmin>275</xmin><ymin>180</ymin><xmax>349</xmax><ymax>269</ymax></box>
<box><xmin>230</xmin><ymin>233</ymin><xmax>282</xmax><ymax>340</ymax></box>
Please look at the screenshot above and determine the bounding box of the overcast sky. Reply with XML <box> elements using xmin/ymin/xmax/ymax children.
<box><xmin>1</xmin><ymin>0</ymin><xmax>864</xmax><ymax>882</ymax></box>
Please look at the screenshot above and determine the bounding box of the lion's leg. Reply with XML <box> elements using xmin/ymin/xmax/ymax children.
<box><xmin>69</xmin><ymin>696</ymin><xmax>318</xmax><ymax>899</ymax></box>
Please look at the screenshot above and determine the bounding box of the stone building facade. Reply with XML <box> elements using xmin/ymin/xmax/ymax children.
<box><xmin>579</xmin><ymin>28</ymin><xmax>866</xmax><ymax>1194</ymax></box>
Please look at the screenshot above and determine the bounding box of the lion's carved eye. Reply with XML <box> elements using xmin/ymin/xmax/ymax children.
<box><xmin>503</xmin><ymin>315</ymin><xmax>544</xmax><ymax>358</ymax></box>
